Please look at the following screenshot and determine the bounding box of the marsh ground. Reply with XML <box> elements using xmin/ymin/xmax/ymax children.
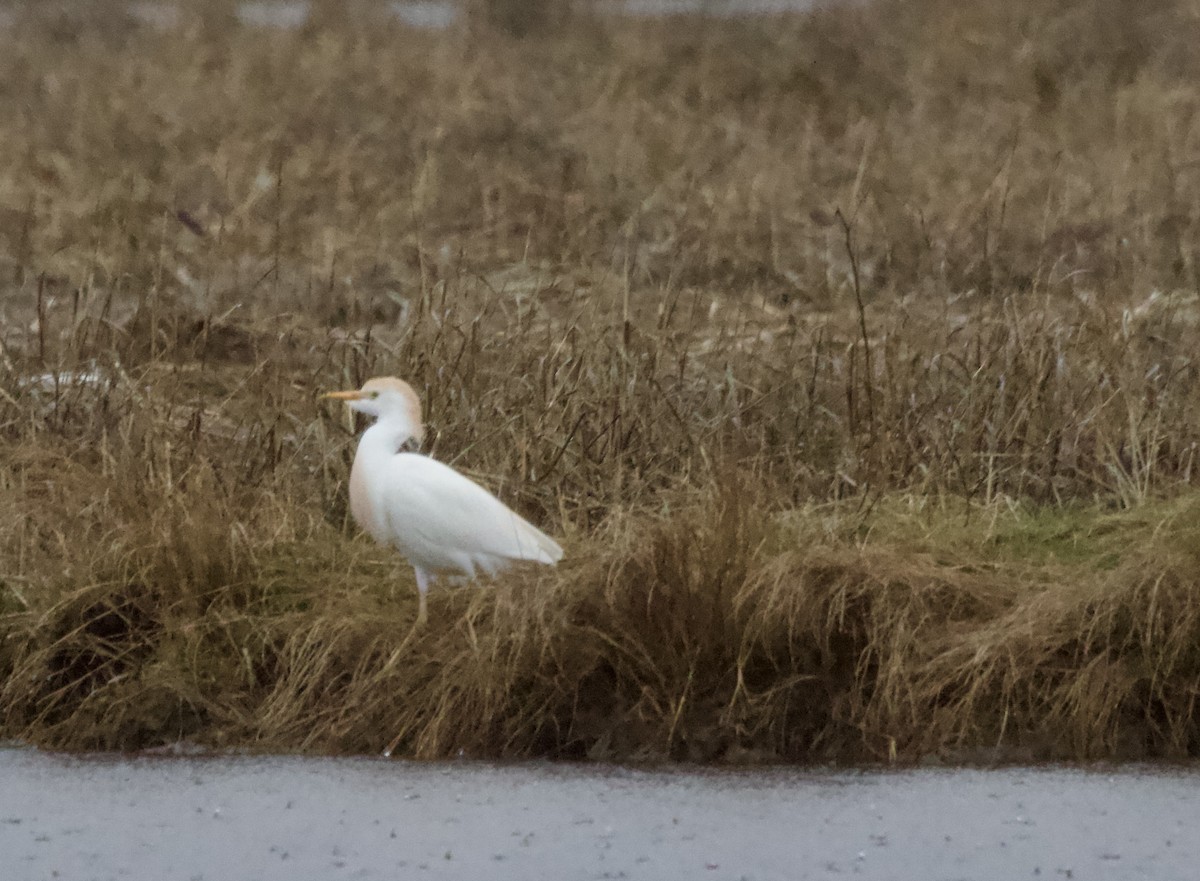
<box><xmin>2</xmin><ymin>0</ymin><xmax>1200</xmax><ymax>763</ymax></box>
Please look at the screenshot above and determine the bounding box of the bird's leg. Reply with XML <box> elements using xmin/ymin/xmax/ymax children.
<box><xmin>413</xmin><ymin>566</ymin><xmax>431</xmax><ymax>626</ymax></box>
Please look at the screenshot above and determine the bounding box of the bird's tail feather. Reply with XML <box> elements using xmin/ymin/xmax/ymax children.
<box><xmin>512</xmin><ymin>514</ymin><xmax>564</xmax><ymax>564</ymax></box>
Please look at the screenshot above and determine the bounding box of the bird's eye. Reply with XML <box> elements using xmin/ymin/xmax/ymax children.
<box><xmin>371</xmin><ymin>391</ymin><xmax>381</xmax><ymax>399</ymax></box>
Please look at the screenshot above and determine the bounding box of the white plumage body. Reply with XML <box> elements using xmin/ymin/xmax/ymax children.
<box><xmin>352</xmin><ymin>429</ymin><xmax>562</xmax><ymax>576</ymax></box>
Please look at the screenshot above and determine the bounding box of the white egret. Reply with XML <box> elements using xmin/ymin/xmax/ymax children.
<box><xmin>322</xmin><ymin>376</ymin><xmax>563</xmax><ymax>624</ymax></box>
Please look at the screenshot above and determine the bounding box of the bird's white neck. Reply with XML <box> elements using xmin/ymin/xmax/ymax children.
<box><xmin>349</xmin><ymin>416</ymin><xmax>417</xmax><ymax>545</ymax></box>
<box><xmin>359</xmin><ymin>415</ymin><xmax>419</xmax><ymax>459</ymax></box>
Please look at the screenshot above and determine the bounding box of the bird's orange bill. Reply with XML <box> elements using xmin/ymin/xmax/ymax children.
<box><xmin>321</xmin><ymin>390</ymin><xmax>365</xmax><ymax>401</ymax></box>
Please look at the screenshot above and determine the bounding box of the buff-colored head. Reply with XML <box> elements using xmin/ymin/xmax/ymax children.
<box><xmin>322</xmin><ymin>376</ymin><xmax>424</xmax><ymax>443</ymax></box>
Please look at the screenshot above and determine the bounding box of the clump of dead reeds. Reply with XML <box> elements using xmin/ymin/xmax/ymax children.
<box><xmin>4</xmin><ymin>474</ymin><xmax>1200</xmax><ymax>761</ymax></box>
<box><xmin>2</xmin><ymin>0</ymin><xmax>1200</xmax><ymax>761</ymax></box>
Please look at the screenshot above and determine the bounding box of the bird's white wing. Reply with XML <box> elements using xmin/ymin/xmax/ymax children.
<box><xmin>378</xmin><ymin>453</ymin><xmax>563</xmax><ymax>568</ymax></box>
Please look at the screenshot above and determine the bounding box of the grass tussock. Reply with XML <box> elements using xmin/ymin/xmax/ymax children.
<box><xmin>5</xmin><ymin>477</ymin><xmax>1200</xmax><ymax>762</ymax></box>
<box><xmin>3</xmin><ymin>0</ymin><xmax>1200</xmax><ymax>761</ymax></box>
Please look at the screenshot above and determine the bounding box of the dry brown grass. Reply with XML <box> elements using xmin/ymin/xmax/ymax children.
<box><xmin>2</xmin><ymin>0</ymin><xmax>1200</xmax><ymax>761</ymax></box>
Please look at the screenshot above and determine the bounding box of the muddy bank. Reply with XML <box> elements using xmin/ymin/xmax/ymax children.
<box><xmin>0</xmin><ymin>749</ymin><xmax>1197</xmax><ymax>880</ymax></box>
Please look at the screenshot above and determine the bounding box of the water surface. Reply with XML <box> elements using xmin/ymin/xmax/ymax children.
<box><xmin>1</xmin><ymin>749</ymin><xmax>1196</xmax><ymax>880</ymax></box>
